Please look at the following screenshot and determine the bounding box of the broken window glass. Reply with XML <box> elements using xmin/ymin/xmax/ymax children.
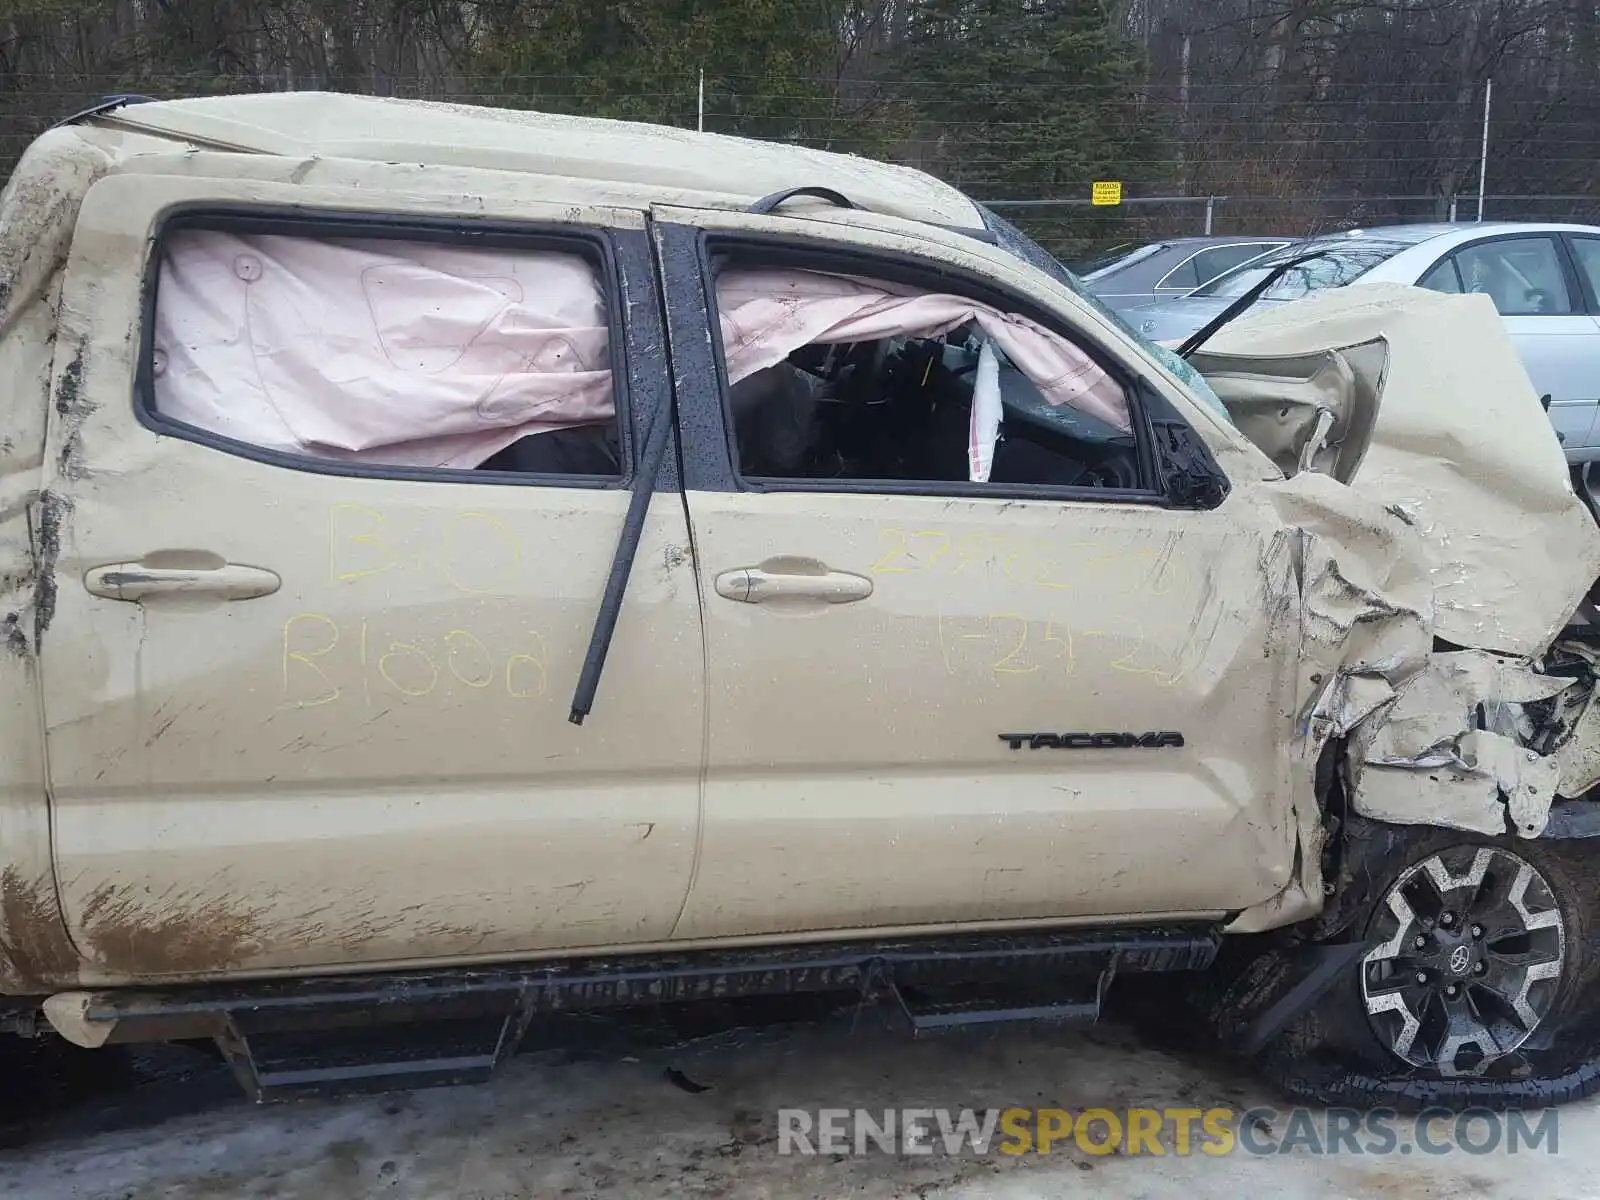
<box><xmin>712</xmin><ymin>267</ymin><xmax>1138</xmax><ymax>490</ymax></box>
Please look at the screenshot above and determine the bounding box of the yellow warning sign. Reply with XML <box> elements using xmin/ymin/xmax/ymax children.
<box><xmin>1091</xmin><ymin>181</ymin><xmax>1123</xmax><ymax>207</ymax></box>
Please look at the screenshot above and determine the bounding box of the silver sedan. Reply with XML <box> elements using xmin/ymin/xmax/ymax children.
<box><xmin>1080</xmin><ymin>235</ymin><xmax>1294</xmax><ymax>314</ymax></box>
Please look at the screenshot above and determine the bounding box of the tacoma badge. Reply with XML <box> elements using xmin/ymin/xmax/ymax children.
<box><xmin>998</xmin><ymin>732</ymin><xmax>1186</xmax><ymax>750</ymax></box>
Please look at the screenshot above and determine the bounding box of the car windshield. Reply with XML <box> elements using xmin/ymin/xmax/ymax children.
<box><xmin>1193</xmin><ymin>244</ymin><xmax>1405</xmax><ymax>300</ymax></box>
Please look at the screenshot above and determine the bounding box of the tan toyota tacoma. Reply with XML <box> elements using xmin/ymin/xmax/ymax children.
<box><xmin>5</xmin><ymin>91</ymin><xmax>1600</xmax><ymax>1110</ymax></box>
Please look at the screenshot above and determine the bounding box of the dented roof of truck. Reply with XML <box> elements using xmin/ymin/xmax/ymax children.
<box><xmin>44</xmin><ymin>91</ymin><xmax>985</xmax><ymax>228</ymax></box>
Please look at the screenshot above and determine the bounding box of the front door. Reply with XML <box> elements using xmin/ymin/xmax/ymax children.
<box><xmin>39</xmin><ymin>172</ymin><xmax>704</xmax><ymax>981</ymax></box>
<box><xmin>652</xmin><ymin>206</ymin><xmax>1302</xmax><ymax>941</ymax></box>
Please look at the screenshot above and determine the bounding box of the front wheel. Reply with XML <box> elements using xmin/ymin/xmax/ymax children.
<box><xmin>1261</xmin><ymin>828</ymin><xmax>1600</xmax><ymax>1111</ymax></box>
<box><xmin>1362</xmin><ymin>843</ymin><xmax>1567</xmax><ymax>1078</ymax></box>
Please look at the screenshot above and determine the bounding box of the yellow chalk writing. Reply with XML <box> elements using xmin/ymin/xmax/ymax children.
<box><xmin>278</xmin><ymin>615</ymin><xmax>550</xmax><ymax>708</ymax></box>
<box><xmin>282</xmin><ymin>613</ymin><xmax>342</xmax><ymax>709</ymax></box>
<box><xmin>935</xmin><ymin>613</ymin><xmax>1082</xmax><ymax>682</ymax></box>
<box><xmin>329</xmin><ymin>503</ymin><xmax>399</xmax><ymax>584</ymax></box>
<box><xmin>378</xmin><ymin>640</ymin><xmax>440</xmax><ymax>698</ymax></box>
<box><xmin>445</xmin><ymin>629</ymin><xmax>496</xmax><ymax>689</ymax></box>
<box><xmin>329</xmin><ymin>505</ymin><xmax>528</xmax><ymax>594</ymax></box>
<box><xmin>505</xmin><ymin>634</ymin><xmax>550</xmax><ymax>700</ymax></box>
<box><xmin>871</xmin><ymin>528</ymin><xmax>916</xmax><ymax>574</ymax></box>
<box><xmin>989</xmin><ymin>613</ymin><xmax>1038</xmax><ymax>675</ymax></box>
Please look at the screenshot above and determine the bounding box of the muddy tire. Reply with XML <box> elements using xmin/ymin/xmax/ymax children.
<box><xmin>1258</xmin><ymin>826</ymin><xmax>1600</xmax><ymax>1112</ymax></box>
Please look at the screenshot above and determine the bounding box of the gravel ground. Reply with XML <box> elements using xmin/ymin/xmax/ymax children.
<box><xmin>1</xmin><ymin>1008</ymin><xmax>1596</xmax><ymax>1199</ymax></box>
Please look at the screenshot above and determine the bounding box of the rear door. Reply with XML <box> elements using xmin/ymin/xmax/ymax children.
<box><xmin>1419</xmin><ymin>233</ymin><xmax>1600</xmax><ymax>456</ymax></box>
<box><xmin>38</xmin><ymin>172</ymin><xmax>704</xmax><ymax>981</ymax></box>
<box><xmin>652</xmin><ymin>205</ymin><xmax>1303</xmax><ymax>941</ymax></box>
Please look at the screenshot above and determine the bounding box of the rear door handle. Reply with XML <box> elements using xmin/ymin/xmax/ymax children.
<box><xmin>85</xmin><ymin>561</ymin><xmax>282</xmax><ymax>602</ymax></box>
<box><xmin>715</xmin><ymin>566</ymin><xmax>873</xmax><ymax>605</ymax></box>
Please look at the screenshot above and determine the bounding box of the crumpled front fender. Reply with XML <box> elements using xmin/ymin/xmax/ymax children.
<box><xmin>1203</xmin><ymin>286</ymin><xmax>1600</xmax><ymax>931</ymax></box>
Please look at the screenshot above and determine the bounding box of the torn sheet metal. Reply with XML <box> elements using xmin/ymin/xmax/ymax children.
<box><xmin>1198</xmin><ymin>283</ymin><xmax>1600</xmax><ymax>658</ymax></box>
<box><xmin>1348</xmin><ymin>652</ymin><xmax>1575</xmax><ymax>837</ymax></box>
<box><xmin>1545</xmin><ymin>641</ymin><xmax>1600</xmax><ymax>799</ymax></box>
<box><xmin>1354</xmin><ymin>732</ymin><xmax>1562</xmax><ymax>839</ymax></box>
<box><xmin>1227</xmin><ymin>472</ymin><xmax>1437</xmax><ymax>934</ymax></box>
<box><xmin>1190</xmin><ymin>342</ymin><xmax>1385</xmax><ymax>485</ymax></box>
<box><xmin>1266</xmin><ymin>470</ymin><xmax>1434</xmax><ymax>739</ymax></box>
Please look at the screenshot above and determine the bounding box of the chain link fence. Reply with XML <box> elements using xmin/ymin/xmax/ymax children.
<box><xmin>6</xmin><ymin>77</ymin><xmax>1600</xmax><ymax>267</ymax></box>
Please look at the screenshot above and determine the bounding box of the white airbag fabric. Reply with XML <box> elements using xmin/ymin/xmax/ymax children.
<box><xmin>152</xmin><ymin>238</ymin><xmax>1130</xmax><ymax>470</ymax></box>
<box><xmin>154</xmin><ymin>231</ymin><xmax>615</xmax><ymax>469</ymax></box>
<box><xmin>715</xmin><ymin>268</ymin><xmax>1129</xmax><ymax>432</ymax></box>
<box><xmin>968</xmin><ymin>340</ymin><xmax>1002</xmax><ymax>482</ymax></box>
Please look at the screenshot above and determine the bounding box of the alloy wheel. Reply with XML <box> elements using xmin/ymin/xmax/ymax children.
<box><xmin>1362</xmin><ymin>845</ymin><xmax>1566</xmax><ymax>1077</ymax></box>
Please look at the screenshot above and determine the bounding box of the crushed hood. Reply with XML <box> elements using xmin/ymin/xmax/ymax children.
<box><xmin>1194</xmin><ymin>285</ymin><xmax>1600</xmax><ymax>869</ymax></box>
<box><xmin>1192</xmin><ymin>282</ymin><xmax>1600</xmax><ymax>657</ymax></box>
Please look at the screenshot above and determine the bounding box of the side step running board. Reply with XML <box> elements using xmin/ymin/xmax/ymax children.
<box><xmin>884</xmin><ymin>976</ymin><xmax>1112</xmax><ymax>1036</ymax></box>
<box><xmin>49</xmin><ymin>924</ymin><xmax>1219</xmax><ymax>1102</ymax></box>
<box><xmin>220</xmin><ymin>1015</ymin><xmax>512</xmax><ymax>1102</ymax></box>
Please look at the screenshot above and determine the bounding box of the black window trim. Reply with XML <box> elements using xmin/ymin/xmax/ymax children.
<box><xmin>1416</xmin><ymin>230</ymin><xmax>1589</xmax><ymax>319</ymax></box>
<box><xmin>686</xmin><ymin>228</ymin><xmax>1188</xmax><ymax>507</ymax></box>
<box><xmin>1561</xmin><ymin>232</ymin><xmax>1600</xmax><ymax>314</ymax></box>
<box><xmin>135</xmin><ymin>203</ymin><xmax>654</xmax><ymax>491</ymax></box>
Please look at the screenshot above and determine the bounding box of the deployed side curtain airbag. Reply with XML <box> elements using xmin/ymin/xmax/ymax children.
<box><xmin>153</xmin><ymin>243</ymin><xmax>1129</xmax><ymax>473</ymax></box>
<box><xmin>714</xmin><ymin>268</ymin><xmax>1130</xmax><ymax>434</ymax></box>
<box><xmin>152</xmin><ymin>231</ymin><xmax>615</xmax><ymax>469</ymax></box>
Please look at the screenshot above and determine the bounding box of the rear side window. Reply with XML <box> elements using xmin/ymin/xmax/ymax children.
<box><xmin>1159</xmin><ymin>256</ymin><xmax>1201</xmax><ymax>291</ymax></box>
<box><xmin>147</xmin><ymin>227</ymin><xmax>625</xmax><ymax>479</ymax></box>
<box><xmin>1419</xmin><ymin>259</ymin><xmax>1463</xmax><ymax>293</ymax></box>
<box><xmin>1184</xmin><ymin>243</ymin><xmax>1285</xmax><ymax>288</ymax></box>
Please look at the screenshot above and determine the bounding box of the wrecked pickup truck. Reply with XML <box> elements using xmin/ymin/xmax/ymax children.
<box><xmin>4</xmin><ymin>91</ymin><xmax>1600</xmax><ymax>1110</ymax></box>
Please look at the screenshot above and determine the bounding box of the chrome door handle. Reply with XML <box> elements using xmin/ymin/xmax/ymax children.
<box><xmin>715</xmin><ymin>566</ymin><xmax>873</xmax><ymax>605</ymax></box>
<box><xmin>84</xmin><ymin>561</ymin><xmax>282</xmax><ymax>602</ymax></box>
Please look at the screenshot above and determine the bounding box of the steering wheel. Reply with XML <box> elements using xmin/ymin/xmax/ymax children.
<box><xmin>1079</xmin><ymin>452</ymin><xmax>1141</xmax><ymax>490</ymax></box>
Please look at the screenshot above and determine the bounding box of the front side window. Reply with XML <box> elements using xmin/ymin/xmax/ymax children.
<box><xmin>148</xmin><ymin>227</ymin><xmax>624</xmax><ymax>478</ymax></box>
<box><xmin>1451</xmin><ymin>237</ymin><xmax>1575</xmax><ymax>315</ymax></box>
<box><xmin>711</xmin><ymin>263</ymin><xmax>1142</xmax><ymax>492</ymax></box>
